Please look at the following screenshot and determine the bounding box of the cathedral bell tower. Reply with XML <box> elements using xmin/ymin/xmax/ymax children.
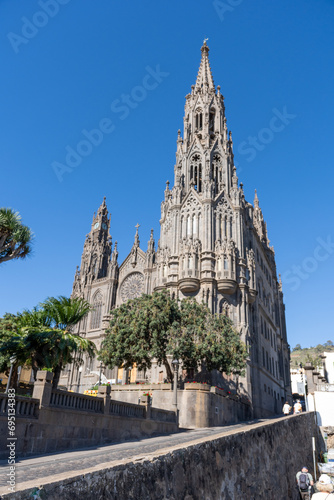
<box><xmin>75</xmin><ymin>197</ymin><xmax>112</xmax><ymax>289</ymax></box>
<box><xmin>157</xmin><ymin>40</ymin><xmax>245</xmax><ymax>314</ymax></box>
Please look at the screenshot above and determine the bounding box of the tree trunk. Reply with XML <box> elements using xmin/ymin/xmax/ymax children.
<box><xmin>10</xmin><ymin>366</ymin><xmax>19</xmax><ymax>390</ymax></box>
<box><xmin>32</xmin><ymin>364</ymin><xmax>38</xmax><ymax>382</ymax></box>
<box><xmin>52</xmin><ymin>365</ymin><xmax>61</xmax><ymax>389</ymax></box>
<box><xmin>163</xmin><ymin>359</ymin><xmax>174</xmax><ymax>382</ymax></box>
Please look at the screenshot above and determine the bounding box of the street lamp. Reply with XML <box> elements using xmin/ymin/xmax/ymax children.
<box><xmin>67</xmin><ymin>367</ymin><xmax>71</xmax><ymax>390</ymax></box>
<box><xmin>172</xmin><ymin>359</ymin><xmax>179</xmax><ymax>411</ymax></box>
<box><xmin>77</xmin><ymin>366</ymin><xmax>83</xmax><ymax>393</ymax></box>
<box><xmin>98</xmin><ymin>361</ymin><xmax>105</xmax><ymax>386</ymax></box>
<box><xmin>5</xmin><ymin>355</ymin><xmax>17</xmax><ymax>394</ymax></box>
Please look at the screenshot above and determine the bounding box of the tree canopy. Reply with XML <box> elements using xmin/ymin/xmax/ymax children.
<box><xmin>99</xmin><ymin>291</ymin><xmax>247</xmax><ymax>382</ymax></box>
<box><xmin>0</xmin><ymin>208</ymin><xmax>33</xmax><ymax>264</ymax></box>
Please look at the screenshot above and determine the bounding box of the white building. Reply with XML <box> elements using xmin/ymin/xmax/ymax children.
<box><xmin>323</xmin><ymin>352</ymin><xmax>334</xmax><ymax>384</ymax></box>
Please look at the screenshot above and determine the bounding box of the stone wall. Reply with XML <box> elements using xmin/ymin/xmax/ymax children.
<box><xmin>110</xmin><ymin>383</ymin><xmax>252</xmax><ymax>428</ymax></box>
<box><xmin>0</xmin><ymin>372</ymin><xmax>177</xmax><ymax>460</ymax></box>
<box><xmin>2</xmin><ymin>413</ymin><xmax>323</xmax><ymax>500</ymax></box>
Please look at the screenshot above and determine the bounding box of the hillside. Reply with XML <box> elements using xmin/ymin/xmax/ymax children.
<box><xmin>290</xmin><ymin>341</ymin><xmax>334</xmax><ymax>368</ymax></box>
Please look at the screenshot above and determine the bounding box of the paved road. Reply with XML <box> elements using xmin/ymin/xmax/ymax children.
<box><xmin>0</xmin><ymin>420</ymin><xmax>268</xmax><ymax>494</ymax></box>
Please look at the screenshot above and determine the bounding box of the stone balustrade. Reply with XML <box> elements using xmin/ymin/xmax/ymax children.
<box><xmin>316</xmin><ymin>383</ymin><xmax>334</xmax><ymax>392</ymax></box>
<box><xmin>0</xmin><ymin>393</ymin><xmax>39</xmax><ymax>418</ymax></box>
<box><xmin>112</xmin><ymin>383</ymin><xmax>172</xmax><ymax>391</ymax></box>
<box><xmin>109</xmin><ymin>399</ymin><xmax>146</xmax><ymax>419</ymax></box>
<box><xmin>50</xmin><ymin>389</ymin><xmax>104</xmax><ymax>413</ymax></box>
<box><xmin>185</xmin><ymin>382</ymin><xmax>210</xmax><ymax>391</ymax></box>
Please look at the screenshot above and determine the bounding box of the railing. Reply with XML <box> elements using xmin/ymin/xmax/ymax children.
<box><xmin>112</xmin><ymin>383</ymin><xmax>172</xmax><ymax>391</ymax></box>
<box><xmin>109</xmin><ymin>399</ymin><xmax>146</xmax><ymax>419</ymax></box>
<box><xmin>150</xmin><ymin>407</ymin><xmax>176</xmax><ymax>423</ymax></box>
<box><xmin>0</xmin><ymin>393</ymin><xmax>39</xmax><ymax>418</ymax></box>
<box><xmin>50</xmin><ymin>390</ymin><xmax>104</xmax><ymax>413</ymax></box>
<box><xmin>181</xmin><ymin>270</ymin><xmax>200</xmax><ymax>278</ymax></box>
<box><xmin>217</xmin><ymin>271</ymin><xmax>232</xmax><ymax>279</ymax></box>
<box><xmin>317</xmin><ymin>384</ymin><xmax>334</xmax><ymax>392</ymax></box>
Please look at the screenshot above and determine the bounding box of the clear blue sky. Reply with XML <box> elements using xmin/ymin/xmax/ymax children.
<box><xmin>1</xmin><ymin>0</ymin><xmax>333</xmax><ymax>350</ymax></box>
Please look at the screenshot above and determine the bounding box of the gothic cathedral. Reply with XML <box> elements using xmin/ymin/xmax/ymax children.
<box><xmin>66</xmin><ymin>41</ymin><xmax>291</xmax><ymax>417</ymax></box>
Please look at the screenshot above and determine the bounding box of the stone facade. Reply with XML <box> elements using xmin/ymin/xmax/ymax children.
<box><xmin>61</xmin><ymin>42</ymin><xmax>291</xmax><ymax>418</ymax></box>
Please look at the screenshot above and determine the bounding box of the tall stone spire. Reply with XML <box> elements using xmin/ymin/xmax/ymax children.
<box><xmin>254</xmin><ymin>189</ymin><xmax>259</xmax><ymax>208</ymax></box>
<box><xmin>194</xmin><ymin>39</ymin><xmax>215</xmax><ymax>93</ymax></box>
<box><xmin>146</xmin><ymin>229</ymin><xmax>155</xmax><ymax>267</ymax></box>
<box><xmin>253</xmin><ymin>190</ymin><xmax>270</xmax><ymax>246</ymax></box>
<box><xmin>78</xmin><ymin>198</ymin><xmax>112</xmax><ymax>285</ymax></box>
<box><xmin>131</xmin><ymin>223</ymin><xmax>140</xmax><ymax>268</ymax></box>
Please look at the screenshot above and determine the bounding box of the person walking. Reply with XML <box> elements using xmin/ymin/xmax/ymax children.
<box><xmin>294</xmin><ymin>400</ymin><xmax>303</xmax><ymax>414</ymax></box>
<box><xmin>311</xmin><ymin>474</ymin><xmax>334</xmax><ymax>499</ymax></box>
<box><xmin>282</xmin><ymin>401</ymin><xmax>291</xmax><ymax>415</ymax></box>
<box><xmin>296</xmin><ymin>466</ymin><xmax>314</xmax><ymax>499</ymax></box>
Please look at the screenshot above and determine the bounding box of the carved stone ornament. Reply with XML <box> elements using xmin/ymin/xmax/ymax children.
<box><xmin>120</xmin><ymin>272</ymin><xmax>144</xmax><ymax>302</ymax></box>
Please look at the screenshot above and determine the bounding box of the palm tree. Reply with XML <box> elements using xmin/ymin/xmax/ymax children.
<box><xmin>0</xmin><ymin>208</ymin><xmax>33</xmax><ymax>264</ymax></box>
<box><xmin>0</xmin><ymin>297</ymin><xmax>95</xmax><ymax>390</ymax></box>
<box><xmin>41</xmin><ymin>296</ymin><xmax>95</xmax><ymax>388</ymax></box>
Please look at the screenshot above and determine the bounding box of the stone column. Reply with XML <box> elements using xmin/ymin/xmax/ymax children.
<box><xmin>320</xmin><ymin>354</ymin><xmax>327</xmax><ymax>381</ymax></box>
<box><xmin>32</xmin><ymin>371</ymin><xmax>53</xmax><ymax>408</ymax></box>
<box><xmin>98</xmin><ymin>385</ymin><xmax>111</xmax><ymax>415</ymax></box>
<box><xmin>312</xmin><ymin>370</ymin><xmax>320</xmax><ymax>389</ymax></box>
<box><xmin>304</xmin><ymin>363</ymin><xmax>316</xmax><ymax>394</ymax></box>
<box><xmin>140</xmin><ymin>395</ymin><xmax>151</xmax><ymax>419</ymax></box>
<box><xmin>122</xmin><ymin>369</ymin><xmax>129</xmax><ymax>385</ymax></box>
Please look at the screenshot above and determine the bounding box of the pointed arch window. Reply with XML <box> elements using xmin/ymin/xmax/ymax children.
<box><xmin>190</xmin><ymin>154</ymin><xmax>202</xmax><ymax>193</ymax></box>
<box><xmin>195</xmin><ymin>112</ymin><xmax>203</xmax><ymax>130</ymax></box>
<box><xmin>219</xmin><ymin>299</ymin><xmax>230</xmax><ymax>317</ymax></box>
<box><xmin>209</xmin><ymin>109</ymin><xmax>215</xmax><ymax>133</ymax></box>
<box><xmin>211</xmin><ymin>154</ymin><xmax>221</xmax><ymax>195</ymax></box>
<box><xmin>91</xmin><ymin>254</ymin><xmax>98</xmax><ymax>277</ymax></box>
<box><xmin>193</xmin><ymin>215</ymin><xmax>197</xmax><ymax>235</ymax></box>
<box><xmin>187</xmin><ymin>216</ymin><xmax>191</xmax><ymax>235</ymax></box>
<box><xmin>90</xmin><ymin>291</ymin><xmax>103</xmax><ymax>330</ymax></box>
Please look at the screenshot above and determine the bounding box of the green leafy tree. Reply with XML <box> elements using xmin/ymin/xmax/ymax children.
<box><xmin>99</xmin><ymin>291</ymin><xmax>180</xmax><ymax>382</ymax></box>
<box><xmin>0</xmin><ymin>208</ymin><xmax>33</xmax><ymax>264</ymax></box>
<box><xmin>99</xmin><ymin>291</ymin><xmax>247</xmax><ymax>382</ymax></box>
<box><xmin>305</xmin><ymin>353</ymin><xmax>322</xmax><ymax>369</ymax></box>
<box><xmin>0</xmin><ymin>313</ymin><xmax>27</xmax><ymax>389</ymax></box>
<box><xmin>169</xmin><ymin>299</ymin><xmax>247</xmax><ymax>376</ymax></box>
<box><xmin>293</xmin><ymin>344</ymin><xmax>302</xmax><ymax>351</ymax></box>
